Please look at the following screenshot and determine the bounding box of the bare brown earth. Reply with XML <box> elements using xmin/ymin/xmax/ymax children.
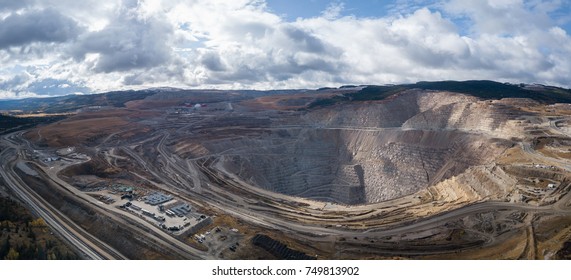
<box><xmin>3</xmin><ymin>88</ymin><xmax>571</xmax><ymax>259</ymax></box>
<box><xmin>25</xmin><ymin>109</ymin><xmax>156</xmax><ymax>147</ymax></box>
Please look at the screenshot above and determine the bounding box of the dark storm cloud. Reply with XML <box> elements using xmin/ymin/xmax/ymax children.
<box><xmin>72</xmin><ymin>2</ymin><xmax>173</xmax><ymax>73</ymax></box>
<box><xmin>0</xmin><ymin>9</ymin><xmax>82</xmax><ymax>49</ymax></box>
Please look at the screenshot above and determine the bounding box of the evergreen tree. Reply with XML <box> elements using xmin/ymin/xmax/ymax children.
<box><xmin>37</xmin><ymin>244</ymin><xmax>46</xmax><ymax>259</ymax></box>
<box><xmin>0</xmin><ymin>236</ymin><xmax>9</xmax><ymax>259</ymax></box>
<box><xmin>27</xmin><ymin>229</ymin><xmax>36</xmax><ymax>240</ymax></box>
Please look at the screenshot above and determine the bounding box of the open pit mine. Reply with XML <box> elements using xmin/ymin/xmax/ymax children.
<box><xmin>1</xmin><ymin>81</ymin><xmax>571</xmax><ymax>259</ymax></box>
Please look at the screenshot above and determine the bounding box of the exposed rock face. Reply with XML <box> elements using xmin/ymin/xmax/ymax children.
<box><xmin>214</xmin><ymin>128</ymin><xmax>510</xmax><ymax>204</ymax></box>
<box><xmin>197</xmin><ymin>91</ymin><xmax>518</xmax><ymax>205</ymax></box>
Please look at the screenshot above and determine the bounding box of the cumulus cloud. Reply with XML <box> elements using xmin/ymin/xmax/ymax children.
<box><xmin>71</xmin><ymin>0</ymin><xmax>173</xmax><ymax>73</ymax></box>
<box><xmin>282</xmin><ymin>25</ymin><xmax>328</xmax><ymax>53</ymax></box>
<box><xmin>0</xmin><ymin>72</ymin><xmax>32</xmax><ymax>92</ymax></box>
<box><xmin>321</xmin><ymin>1</ymin><xmax>345</xmax><ymax>20</ymax></box>
<box><xmin>0</xmin><ymin>0</ymin><xmax>35</xmax><ymax>11</ymax></box>
<box><xmin>0</xmin><ymin>0</ymin><xmax>571</xmax><ymax>98</ymax></box>
<box><xmin>200</xmin><ymin>51</ymin><xmax>227</xmax><ymax>72</ymax></box>
<box><xmin>448</xmin><ymin>0</ymin><xmax>568</xmax><ymax>33</ymax></box>
<box><xmin>434</xmin><ymin>0</ymin><xmax>570</xmax><ymax>83</ymax></box>
<box><xmin>0</xmin><ymin>8</ymin><xmax>82</xmax><ymax>49</ymax></box>
<box><xmin>0</xmin><ymin>64</ymin><xmax>91</xmax><ymax>98</ymax></box>
<box><xmin>26</xmin><ymin>78</ymin><xmax>90</xmax><ymax>96</ymax></box>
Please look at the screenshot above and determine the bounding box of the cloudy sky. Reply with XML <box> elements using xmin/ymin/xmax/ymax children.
<box><xmin>1</xmin><ymin>0</ymin><xmax>570</xmax><ymax>99</ymax></box>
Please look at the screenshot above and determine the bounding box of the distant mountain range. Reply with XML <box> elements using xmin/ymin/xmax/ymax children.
<box><xmin>1</xmin><ymin>80</ymin><xmax>570</xmax><ymax>114</ymax></box>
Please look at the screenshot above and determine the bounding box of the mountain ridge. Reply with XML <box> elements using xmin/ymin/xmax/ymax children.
<box><xmin>1</xmin><ymin>80</ymin><xmax>570</xmax><ymax>114</ymax></box>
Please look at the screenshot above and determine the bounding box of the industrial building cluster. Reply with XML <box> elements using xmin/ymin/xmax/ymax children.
<box><xmin>118</xmin><ymin>191</ymin><xmax>210</xmax><ymax>235</ymax></box>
